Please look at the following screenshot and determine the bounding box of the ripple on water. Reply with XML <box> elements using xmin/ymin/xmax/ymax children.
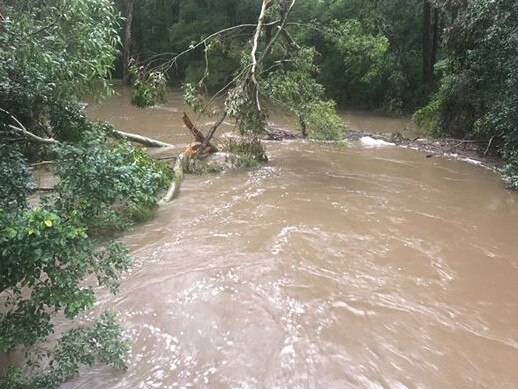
<box><xmin>63</xmin><ymin>108</ymin><xmax>518</xmax><ymax>388</ymax></box>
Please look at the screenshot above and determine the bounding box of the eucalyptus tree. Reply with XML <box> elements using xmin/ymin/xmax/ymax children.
<box><xmin>130</xmin><ymin>0</ymin><xmax>345</xmax><ymax>153</ymax></box>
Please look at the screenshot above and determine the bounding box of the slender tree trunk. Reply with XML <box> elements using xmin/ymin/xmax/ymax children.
<box><xmin>122</xmin><ymin>0</ymin><xmax>134</xmax><ymax>85</ymax></box>
<box><xmin>431</xmin><ymin>7</ymin><xmax>440</xmax><ymax>68</ymax></box>
<box><xmin>422</xmin><ymin>0</ymin><xmax>433</xmax><ymax>90</ymax></box>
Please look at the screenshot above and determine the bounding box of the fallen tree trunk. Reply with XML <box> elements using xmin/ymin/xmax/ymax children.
<box><xmin>115</xmin><ymin>130</ymin><xmax>174</xmax><ymax>148</ymax></box>
<box><xmin>160</xmin><ymin>112</ymin><xmax>225</xmax><ymax>203</ymax></box>
<box><xmin>159</xmin><ymin>153</ymin><xmax>185</xmax><ymax>203</ymax></box>
<box><xmin>2</xmin><ymin>107</ymin><xmax>174</xmax><ymax>148</ymax></box>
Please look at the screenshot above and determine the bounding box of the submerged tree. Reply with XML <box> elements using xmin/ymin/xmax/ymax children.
<box><xmin>131</xmin><ymin>0</ymin><xmax>345</xmax><ymax>155</ymax></box>
<box><xmin>0</xmin><ymin>1</ymin><xmax>171</xmax><ymax>387</ymax></box>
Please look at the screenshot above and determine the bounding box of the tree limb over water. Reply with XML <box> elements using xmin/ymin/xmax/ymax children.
<box><xmin>2</xmin><ymin>107</ymin><xmax>173</xmax><ymax>148</ymax></box>
<box><xmin>114</xmin><ymin>130</ymin><xmax>174</xmax><ymax>148</ymax></box>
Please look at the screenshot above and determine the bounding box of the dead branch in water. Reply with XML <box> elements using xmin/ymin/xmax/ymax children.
<box><xmin>182</xmin><ymin>113</ymin><xmax>219</xmax><ymax>152</ymax></box>
<box><xmin>160</xmin><ymin>113</ymin><xmax>221</xmax><ymax>203</ymax></box>
<box><xmin>2</xmin><ymin>108</ymin><xmax>173</xmax><ymax>148</ymax></box>
<box><xmin>445</xmin><ymin>139</ymin><xmax>478</xmax><ymax>154</ymax></box>
<box><xmin>195</xmin><ymin>112</ymin><xmax>227</xmax><ymax>159</ymax></box>
<box><xmin>32</xmin><ymin>186</ymin><xmax>55</xmax><ymax>192</ymax></box>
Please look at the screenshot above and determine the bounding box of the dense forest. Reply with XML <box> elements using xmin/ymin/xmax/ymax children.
<box><xmin>0</xmin><ymin>0</ymin><xmax>517</xmax><ymax>387</ymax></box>
<box><xmin>116</xmin><ymin>0</ymin><xmax>518</xmax><ymax>181</ymax></box>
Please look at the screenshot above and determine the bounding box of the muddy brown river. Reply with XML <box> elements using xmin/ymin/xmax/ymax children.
<box><xmin>62</xmin><ymin>88</ymin><xmax>518</xmax><ymax>388</ymax></box>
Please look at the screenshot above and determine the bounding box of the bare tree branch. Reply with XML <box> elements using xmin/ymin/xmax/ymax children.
<box><xmin>157</xmin><ymin>21</ymin><xmax>281</xmax><ymax>74</ymax></box>
<box><xmin>258</xmin><ymin>0</ymin><xmax>297</xmax><ymax>65</ymax></box>
<box><xmin>7</xmin><ymin>124</ymin><xmax>59</xmax><ymax>144</ymax></box>
<box><xmin>1</xmin><ymin>108</ymin><xmax>59</xmax><ymax>144</ymax></box>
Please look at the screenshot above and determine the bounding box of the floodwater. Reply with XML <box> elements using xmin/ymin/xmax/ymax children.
<box><xmin>63</xmin><ymin>88</ymin><xmax>518</xmax><ymax>388</ymax></box>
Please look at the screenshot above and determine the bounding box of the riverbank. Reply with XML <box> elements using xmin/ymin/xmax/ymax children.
<box><xmin>343</xmin><ymin>129</ymin><xmax>506</xmax><ymax>172</ymax></box>
<box><xmin>266</xmin><ymin>123</ymin><xmax>505</xmax><ymax>173</ymax></box>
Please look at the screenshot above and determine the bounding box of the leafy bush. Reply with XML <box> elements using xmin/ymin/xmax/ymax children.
<box><xmin>504</xmin><ymin>152</ymin><xmax>518</xmax><ymax>190</ymax></box>
<box><xmin>0</xmin><ymin>145</ymin><xmax>34</xmax><ymax>210</ymax></box>
<box><xmin>130</xmin><ymin>66</ymin><xmax>168</xmax><ymax>108</ymax></box>
<box><xmin>0</xmin><ymin>0</ymin><xmax>119</xmax><ymax>137</ymax></box>
<box><xmin>0</xmin><ymin>2</ymin><xmax>172</xmax><ymax>385</ymax></box>
<box><xmin>225</xmin><ymin>137</ymin><xmax>268</xmax><ymax>168</ymax></box>
<box><xmin>262</xmin><ymin>47</ymin><xmax>344</xmax><ymax>141</ymax></box>
<box><xmin>224</xmin><ymin>84</ymin><xmax>268</xmax><ymax>136</ymax></box>
<box><xmin>183</xmin><ymin>83</ymin><xmax>205</xmax><ymax>113</ymax></box>
<box><xmin>417</xmin><ymin>0</ymin><xmax>518</xmax><ymax>155</ymax></box>
<box><xmin>303</xmin><ymin>100</ymin><xmax>345</xmax><ymax>142</ymax></box>
<box><xmin>0</xmin><ymin>192</ymin><xmax>131</xmax><ymax>387</ymax></box>
<box><xmin>0</xmin><ymin>313</ymin><xmax>127</xmax><ymax>389</ymax></box>
<box><xmin>0</xmin><ymin>204</ymin><xmax>130</xmax><ymax>347</ymax></box>
<box><xmin>0</xmin><ymin>122</ymin><xmax>171</xmax><ymax>386</ymax></box>
<box><xmin>53</xmin><ymin>124</ymin><xmax>173</xmax><ymax>233</ymax></box>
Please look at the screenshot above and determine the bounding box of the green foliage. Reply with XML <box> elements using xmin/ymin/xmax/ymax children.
<box><xmin>225</xmin><ymin>137</ymin><xmax>268</xmax><ymax>168</ymax></box>
<box><xmin>119</xmin><ymin>0</ymin><xmax>428</xmax><ymax>113</ymax></box>
<box><xmin>183</xmin><ymin>42</ymin><xmax>243</xmax><ymax>91</ymax></box>
<box><xmin>0</xmin><ymin>145</ymin><xmax>34</xmax><ymax>210</ymax></box>
<box><xmin>182</xmin><ymin>156</ymin><xmax>224</xmax><ymax>175</ymax></box>
<box><xmin>0</xmin><ymin>1</ymin><xmax>170</xmax><ymax>385</ymax></box>
<box><xmin>130</xmin><ymin>66</ymin><xmax>167</xmax><ymax>108</ymax></box>
<box><xmin>415</xmin><ymin>58</ymin><xmax>481</xmax><ymax>138</ymax></box>
<box><xmin>303</xmin><ymin>100</ymin><xmax>345</xmax><ymax>142</ymax></box>
<box><xmin>0</xmin><ymin>203</ymin><xmax>131</xmax><ymax>351</ymax></box>
<box><xmin>182</xmin><ymin>83</ymin><xmax>205</xmax><ymax>113</ymax></box>
<box><xmin>224</xmin><ymin>83</ymin><xmax>267</xmax><ymax>136</ymax></box>
<box><xmin>53</xmin><ymin>123</ymin><xmax>172</xmax><ymax>232</ymax></box>
<box><xmin>505</xmin><ymin>152</ymin><xmax>518</xmax><ymax>190</ymax></box>
<box><xmin>0</xmin><ymin>0</ymin><xmax>120</xmax><ymax>139</ymax></box>
<box><xmin>0</xmin><ymin>122</ymin><xmax>169</xmax><ymax>384</ymax></box>
<box><xmin>262</xmin><ymin>47</ymin><xmax>344</xmax><ymax>141</ymax></box>
<box><xmin>418</xmin><ymin>0</ymin><xmax>518</xmax><ymax>164</ymax></box>
<box><xmin>0</xmin><ymin>313</ymin><xmax>127</xmax><ymax>389</ymax></box>
<box><xmin>292</xmin><ymin>0</ymin><xmax>424</xmax><ymax>112</ymax></box>
<box><xmin>327</xmin><ymin>19</ymin><xmax>389</xmax><ymax>84</ymax></box>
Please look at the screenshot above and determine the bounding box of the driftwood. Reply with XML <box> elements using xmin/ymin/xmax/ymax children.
<box><xmin>33</xmin><ymin>187</ymin><xmax>55</xmax><ymax>192</ymax></box>
<box><xmin>31</xmin><ymin>161</ymin><xmax>55</xmax><ymax>167</ymax></box>
<box><xmin>445</xmin><ymin>139</ymin><xmax>478</xmax><ymax>154</ymax></box>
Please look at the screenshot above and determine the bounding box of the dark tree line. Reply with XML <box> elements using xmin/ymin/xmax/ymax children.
<box><xmin>117</xmin><ymin>0</ymin><xmax>518</xmax><ymax>185</ymax></box>
<box><xmin>117</xmin><ymin>0</ymin><xmax>444</xmax><ymax>113</ymax></box>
